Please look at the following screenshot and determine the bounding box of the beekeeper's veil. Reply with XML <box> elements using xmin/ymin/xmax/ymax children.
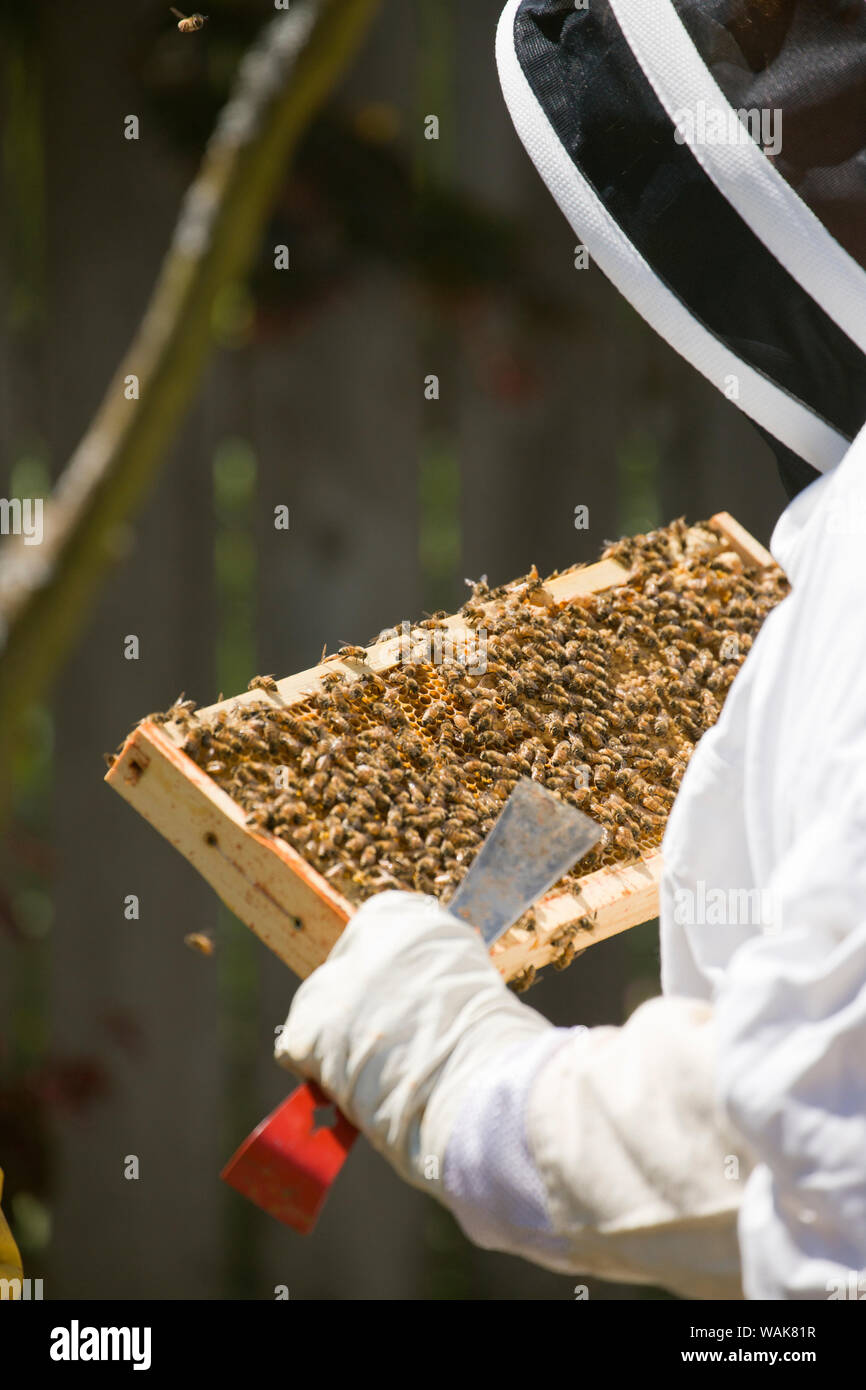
<box><xmin>497</xmin><ymin>0</ymin><xmax>866</xmax><ymax>497</ymax></box>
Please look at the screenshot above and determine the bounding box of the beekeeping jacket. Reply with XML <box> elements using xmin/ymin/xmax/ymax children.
<box><xmin>277</xmin><ymin>1</ymin><xmax>866</xmax><ymax>1300</ymax></box>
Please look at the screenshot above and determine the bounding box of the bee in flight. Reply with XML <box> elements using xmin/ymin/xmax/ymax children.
<box><xmin>170</xmin><ymin>8</ymin><xmax>208</xmax><ymax>32</ymax></box>
<box><xmin>184</xmin><ymin>931</ymin><xmax>215</xmax><ymax>956</ymax></box>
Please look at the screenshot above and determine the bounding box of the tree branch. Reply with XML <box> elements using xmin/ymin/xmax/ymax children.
<box><xmin>0</xmin><ymin>0</ymin><xmax>381</xmax><ymax>742</ymax></box>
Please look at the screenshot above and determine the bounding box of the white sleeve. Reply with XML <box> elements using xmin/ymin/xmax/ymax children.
<box><xmin>714</xmin><ymin>797</ymin><xmax>866</xmax><ymax>1301</ymax></box>
<box><xmin>711</xmin><ymin>445</ymin><xmax>866</xmax><ymax>1299</ymax></box>
<box><xmin>444</xmin><ymin>994</ymin><xmax>750</xmax><ymax>1300</ymax></box>
<box><xmin>276</xmin><ymin>890</ymin><xmax>750</xmax><ymax>1298</ymax></box>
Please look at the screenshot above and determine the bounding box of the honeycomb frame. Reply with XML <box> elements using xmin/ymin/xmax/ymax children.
<box><xmin>105</xmin><ymin>511</ymin><xmax>779</xmax><ymax>987</ymax></box>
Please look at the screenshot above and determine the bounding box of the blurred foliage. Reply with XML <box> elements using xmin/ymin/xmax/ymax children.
<box><xmin>617</xmin><ymin>430</ymin><xmax>663</xmax><ymax>537</ymax></box>
<box><xmin>131</xmin><ymin>1</ymin><xmax>574</xmax><ymax>359</ymax></box>
<box><xmin>419</xmin><ymin>438</ymin><xmax>460</xmax><ymax>612</ymax></box>
<box><xmin>0</xmin><ymin>0</ymin><xmax>385</xmax><ymax>1292</ymax></box>
<box><xmin>0</xmin><ymin>0</ymin><xmax>384</xmax><ymax>754</ymax></box>
<box><xmin>423</xmin><ymin>1201</ymin><xmax>476</xmax><ymax>1301</ymax></box>
<box><xmin>0</xmin><ymin>23</ymin><xmax>45</xmax><ymax>335</ymax></box>
<box><xmin>0</xmin><ymin>1049</ymin><xmax>113</xmax><ymax>1257</ymax></box>
<box><xmin>213</xmin><ymin>439</ymin><xmax>262</xmax><ymax>1296</ymax></box>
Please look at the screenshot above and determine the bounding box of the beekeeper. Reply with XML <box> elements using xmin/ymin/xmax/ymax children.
<box><xmin>276</xmin><ymin>0</ymin><xmax>866</xmax><ymax>1300</ymax></box>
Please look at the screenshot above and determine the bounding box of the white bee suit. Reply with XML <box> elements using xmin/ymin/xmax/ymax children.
<box><xmin>660</xmin><ymin>435</ymin><xmax>866</xmax><ymax>1301</ymax></box>
<box><xmin>277</xmin><ymin>428</ymin><xmax>866</xmax><ymax>1301</ymax></box>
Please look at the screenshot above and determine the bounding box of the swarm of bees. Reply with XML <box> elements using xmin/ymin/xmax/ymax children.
<box><xmin>147</xmin><ymin>519</ymin><xmax>788</xmax><ymax>985</ymax></box>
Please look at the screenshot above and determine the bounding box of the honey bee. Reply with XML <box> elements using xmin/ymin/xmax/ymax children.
<box><xmin>411</xmin><ymin>855</ymin><xmax>438</xmax><ymax>885</ymax></box>
<box><xmin>613</xmin><ymin>768</ymin><xmax>641</xmax><ymax>797</ymax></box>
<box><xmin>582</xmin><ymin>725</ymin><xmax>606</xmax><ymax>752</ymax></box>
<box><xmin>614</xmin><ymin>824</ymin><xmax>640</xmax><ymax>853</ymax></box>
<box><xmin>280</xmin><ymin>713</ymin><xmax>316</xmax><ymax>744</ymax></box>
<box><xmin>248</xmin><ymin>675</ymin><xmax>278</xmax><ymax>694</ymax></box>
<box><xmin>374</xmin><ymin>707</ymin><xmax>401</xmax><ymax>731</ymax></box>
<box><xmin>576</xmin><ymin>657</ymin><xmax>607</xmax><ymax>681</ymax></box>
<box><xmin>468</xmin><ymin>699</ymin><xmax>496</xmax><ymax>726</ymax></box>
<box><xmin>345</xmin><ymin>832</ymin><xmax>370</xmax><ymax>857</ymax></box>
<box><xmin>622</xmin><ymin>691</ymin><xmax>647</xmax><ymax>716</ymax></box>
<box><xmin>184</xmin><ymin>931</ymin><xmax>214</xmax><ymax>956</ymax></box>
<box><xmin>646</xmin><ymin>785</ymin><xmax>675</xmax><ymax>815</ymax></box>
<box><xmin>320</xmin><ymin>671</ymin><xmax>346</xmax><ymax>692</ymax></box>
<box><xmin>509</xmin><ymin>965</ymin><xmax>536</xmax><ymax>994</ymax></box>
<box><xmin>706</xmin><ymin>667</ymin><xmax>732</xmax><ymax>695</ymax></box>
<box><xmin>653</xmin><ymin>711</ymin><xmax>671</xmax><ymax>738</ymax></box>
<box><xmin>459</xmin><ymin>758</ymin><xmax>485</xmax><ymax>779</ymax></box>
<box><xmin>222</xmin><ymin>728</ymin><xmax>262</xmax><ymax>756</ymax></box>
<box><xmin>171</xmin><ymin>9</ymin><xmax>209</xmax><ymax>33</ymax></box>
<box><xmin>230</xmin><ymin>765</ymin><xmax>261</xmax><ymax>790</ymax></box>
<box><xmin>480</xmin><ymin>748</ymin><xmax>509</xmax><ymax>771</ymax></box>
<box><xmin>542</xmin><ymin>712</ymin><xmax>565</xmax><ymax>740</ymax></box>
<box><xmin>353</xmin><ymin>788</ymin><xmax>377</xmax><ymax>815</ymax></box>
<box><xmin>417</xmin><ymin>701</ymin><xmax>445</xmax><ymax>728</ymax></box>
<box><xmin>512</xmin><ymin>671</ymin><xmax>540</xmax><ymax>698</ymax></box>
<box><xmin>302</xmin><ymin>747</ymin><xmax>323</xmax><ymax>775</ymax></box>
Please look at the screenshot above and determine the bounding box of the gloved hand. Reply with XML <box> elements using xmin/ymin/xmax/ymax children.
<box><xmin>274</xmin><ymin>889</ymin><xmax>553</xmax><ymax>1193</ymax></box>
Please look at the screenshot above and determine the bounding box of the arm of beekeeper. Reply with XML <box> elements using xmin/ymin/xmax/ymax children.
<box><xmin>276</xmin><ymin>891</ymin><xmax>750</xmax><ymax>1300</ymax></box>
<box><xmin>708</xmin><ymin>456</ymin><xmax>866</xmax><ymax>1302</ymax></box>
<box><xmin>715</xmin><ymin>858</ymin><xmax>866</xmax><ymax>1302</ymax></box>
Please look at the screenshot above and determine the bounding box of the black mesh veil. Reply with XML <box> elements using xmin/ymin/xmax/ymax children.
<box><xmin>498</xmin><ymin>0</ymin><xmax>866</xmax><ymax>497</ymax></box>
<box><xmin>677</xmin><ymin>0</ymin><xmax>866</xmax><ymax>270</ymax></box>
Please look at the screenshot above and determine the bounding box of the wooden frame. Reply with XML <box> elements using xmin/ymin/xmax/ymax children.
<box><xmin>106</xmin><ymin>512</ymin><xmax>775</xmax><ymax>983</ymax></box>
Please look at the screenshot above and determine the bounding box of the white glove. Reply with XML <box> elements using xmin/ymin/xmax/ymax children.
<box><xmin>275</xmin><ymin>889</ymin><xmax>749</xmax><ymax>1297</ymax></box>
<box><xmin>274</xmin><ymin>889</ymin><xmax>553</xmax><ymax>1193</ymax></box>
